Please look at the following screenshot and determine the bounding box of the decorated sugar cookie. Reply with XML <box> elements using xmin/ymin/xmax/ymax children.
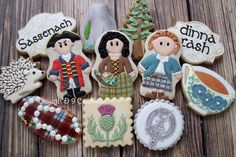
<box><xmin>168</xmin><ymin>21</ymin><xmax>224</xmax><ymax>64</ymax></box>
<box><xmin>16</xmin><ymin>12</ymin><xmax>76</xmax><ymax>58</ymax></box>
<box><xmin>92</xmin><ymin>30</ymin><xmax>138</xmax><ymax>98</ymax></box>
<box><xmin>80</xmin><ymin>3</ymin><xmax>117</xmax><ymax>53</ymax></box>
<box><xmin>46</xmin><ymin>31</ymin><xmax>92</xmax><ymax>100</ymax></box>
<box><xmin>134</xmin><ymin>99</ymin><xmax>184</xmax><ymax>150</ymax></box>
<box><xmin>182</xmin><ymin>64</ymin><xmax>235</xmax><ymax>116</ymax></box>
<box><xmin>138</xmin><ymin>30</ymin><xmax>182</xmax><ymax>100</ymax></box>
<box><xmin>0</xmin><ymin>57</ymin><xmax>45</xmax><ymax>104</ymax></box>
<box><xmin>18</xmin><ymin>96</ymin><xmax>81</xmax><ymax>144</ymax></box>
<box><xmin>120</xmin><ymin>0</ymin><xmax>155</xmax><ymax>61</ymax></box>
<box><xmin>83</xmin><ymin>98</ymin><xmax>133</xmax><ymax>147</ymax></box>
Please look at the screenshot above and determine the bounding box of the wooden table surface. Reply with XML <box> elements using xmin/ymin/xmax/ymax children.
<box><xmin>0</xmin><ymin>0</ymin><xmax>236</xmax><ymax>157</ymax></box>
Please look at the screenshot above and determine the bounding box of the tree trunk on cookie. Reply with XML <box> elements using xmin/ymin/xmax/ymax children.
<box><xmin>120</xmin><ymin>0</ymin><xmax>155</xmax><ymax>61</ymax></box>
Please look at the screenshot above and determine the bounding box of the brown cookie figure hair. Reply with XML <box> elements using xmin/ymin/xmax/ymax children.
<box><xmin>148</xmin><ymin>31</ymin><xmax>180</xmax><ymax>54</ymax></box>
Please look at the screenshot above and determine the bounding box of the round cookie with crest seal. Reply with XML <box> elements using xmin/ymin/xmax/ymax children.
<box><xmin>134</xmin><ymin>99</ymin><xmax>184</xmax><ymax>150</ymax></box>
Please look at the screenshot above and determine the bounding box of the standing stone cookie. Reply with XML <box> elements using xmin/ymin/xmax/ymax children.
<box><xmin>0</xmin><ymin>57</ymin><xmax>45</xmax><ymax>104</ymax></box>
<box><xmin>16</xmin><ymin>12</ymin><xmax>76</xmax><ymax>58</ymax></box>
<box><xmin>18</xmin><ymin>96</ymin><xmax>81</xmax><ymax>144</ymax></box>
<box><xmin>138</xmin><ymin>30</ymin><xmax>182</xmax><ymax>100</ymax></box>
<box><xmin>120</xmin><ymin>0</ymin><xmax>155</xmax><ymax>61</ymax></box>
<box><xmin>182</xmin><ymin>63</ymin><xmax>235</xmax><ymax>116</ymax></box>
<box><xmin>92</xmin><ymin>30</ymin><xmax>138</xmax><ymax>98</ymax></box>
<box><xmin>134</xmin><ymin>99</ymin><xmax>184</xmax><ymax>150</ymax></box>
<box><xmin>46</xmin><ymin>31</ymin><xmax>92</xmax><ymax>100</ymax></box>
<box><xmin>168</xmin><ymin>21</ymin><xmax>224</xmax><ymax>64</ymax></box>
<box><xmin>80</xmin><ymin>3</ymin><xmax>117</xmax><ymax>54</ymax></box>
<box><xmin>83</xmin><ymin>97</ymin><xmax>133</xmax><ymax>147</ymax></box>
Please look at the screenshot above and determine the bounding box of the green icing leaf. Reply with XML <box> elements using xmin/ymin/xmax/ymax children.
<box><xmin>140</xmin><ymin>30</ymin><xmax>151</xmax><ymax>39</ymax></box>
<box><xmin>87</xmin><ymin>115</ymin><xmax>106</xmax><ymax>142</ymax></box>
<box><xmin>141</xmin><ymin>21</ymin><xmax>155</xmax><ymax>30</ymax></box>
<box><xmin>110</xmin><ymin>114</ymin><xmax>127</xmax><ymax>142</ymax></box>
<box><xmin>84</xmin><ymin>20</ymin><xmax>91</xmax><ymax>40</ymax></box>
<box><xmin>120</xmin><ymin>27</ymin><xmax>137</xmax><ymax>33</ymax></box>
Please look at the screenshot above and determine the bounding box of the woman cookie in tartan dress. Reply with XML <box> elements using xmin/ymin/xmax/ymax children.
<box><xmin>92</xmin><ymin>31</ymin><xmax>138</xmax><ymax>98</ymax></box>
<box><xmin>138</xmin><ymin>30</ymin><xmax>182</xmax><ymax>100</ymax></box>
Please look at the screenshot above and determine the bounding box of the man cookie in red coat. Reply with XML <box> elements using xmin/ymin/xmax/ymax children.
<box><xmin>47</xmin><ymin>31</ymin><xmax>91</xmax><ymax>99</ymax></box>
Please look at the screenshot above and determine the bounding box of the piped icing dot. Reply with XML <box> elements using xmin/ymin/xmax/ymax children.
<box><xmin>44</xmin><ymin>106</ymin><xmax>49</xmax><ymax>112</ymax></box>
<box><xmin>62</xmin><ymin>135</ymin><xmax>68</xmax><ymax>142</ymax></box>
<box><xmin>23</xmin><ymin>102</ymin><xmax>29</xmax><ymax>108</ymax></box>
<box><xmin>18</xmin><ymin>111</ymin><xmax>24</xmax><ymax>117</ymax></box>
<box><xmin>35</xmin><ymin>96</ymin><xmax>41</xmax><ymax>102</ymax></box>
<box><xmin>33</xmin><ymin>118</ymin><xmax>39</xmax><ymax>123</ymax></box>
<box><xmin>50</xmin><ymin>130</ymin><xmax>56</xmax><ymax>137</ymax></box>
<box><xmin>75</xmin><ymin>128</ymin><xmax>80</xmax><ymax>133</ymax></box>
<box><xmin>49</xmin><ymin>107</ymin><xmax>55</xmax><ymax>112</ymax></box>
<box><xmin>29</xmin><ymin>98</ymin><xmax>35</xmax><ymax>104</ymax></box>
<box><xmin>37</xmin><ymin>105</ymin><xmax>43</xmax><ymax>111</ymax></box>
<box><xmin>55</xmin><ymin>134</ymin><xmax>61</xmax><ymax>140</ymax></box>
<box><xmin>72</xmin><ymin>117</ymin><xmax>78</xmax><ymax>122</ymax></box>
<box><xmin>46</xmin><ymin>125</ymin><xmax>52</xmax><ymax>131</ymax></box>
<box><xmin>74</xmin><ymin>123</ymin><xmax>79</xmax><ymax>128</ymax></box>
<box><xmin>36</xmin><ymin>123</ymin><xmax>42</xmax><ymax>129</ymax></box>
<box><xmin>42</xmin><ymin>123</ymin><xmax>47</xmax><ymax>129</ymax></box>
<box><xmin>34</xmin><ymin>111</ymin><xmax>40</xmax><ymax>117</ymax></box>
<box><xmin>55</xmin><ymin>108</ymin><xmax>61</xmax><ymax>114</ymax></box>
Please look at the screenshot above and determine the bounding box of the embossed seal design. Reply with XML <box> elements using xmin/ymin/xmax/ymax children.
<box><xmin>145</xmin><ymin>108</ymin><xmax>176</xmax><ymax>148</ymax></box>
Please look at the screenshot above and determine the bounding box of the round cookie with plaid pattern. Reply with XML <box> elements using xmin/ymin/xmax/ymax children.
<box><xmin>18</xmin><ymin>96</ymin><xmax>81</xmax><ymax>144</ymax></box>
<box><xmin>138</xmin><ymin>30</ymin><xmax>182</xmax><ymax>100</ymax></box>
<box><xmin>92</xmin><ymin>30</ymin><xmax>138</xmax><ymax>98</ymax></box>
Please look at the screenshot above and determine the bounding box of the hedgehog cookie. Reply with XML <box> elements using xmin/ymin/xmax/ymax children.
<box><xmin>46</xmin><ymin>31</ymin><xmax>92</xmax><ymax>100</ymax></box>
<box><xmin>80</xmin><ymin>3</ymin><xmax>117</xmax><ymax>54</ymax></box>
<box><xmin>134</xmin><ymin>99</ymin><xmax>184</xmax><ymax>150</ymax></box>
<box><xmin>0</xmin><ymin>57</ymin><xmax>45</xmax><ymax>104</ymax></box>
<box><xmin>182</xmin><ymin>63</ymin><xmax>235</xmax><ymax>116</ymax></box>
<box><xmin>18</xmin><ymin>96</ymin><xmax>81</xmax><ymax>144</ymax></box>
<box><xmin>16</xmin><ymin>12</ymin><xmax>76</xmax><ymax>58</ymax></box>
<box><xmin>168</xmin><ymin>21</ymin><xmax>224</xmax><ymax>64</ymax></box>
<box><xmin>138</xmin><ymin>30</ymin><xmax>182</xmax><ymax>100</ymax></box>
<box><xmin>83</xmin><ymin>97</ymin><xmax>133</xmax><ymax>147</ymax></box>
<box><xmin>92</xmin><ymin>30</ymin><xmax>138</xmax><ymax>99</ymax></box>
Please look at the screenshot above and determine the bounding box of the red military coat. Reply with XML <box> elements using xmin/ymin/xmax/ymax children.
<box><xmin>49</xmin><ymin>52</ymin><xmax>89</xmax><ymax>92</ymax></box>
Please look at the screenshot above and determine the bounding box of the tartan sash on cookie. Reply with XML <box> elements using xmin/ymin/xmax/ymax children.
<box><xmin>99</xmin><ymin>72</ymin><xmax>133</xmax><ymax>98</ymax></box>
<box><xmin>142</xmin><ymin>73</ymin><xmax>172</xmax><ymax>91</ymax></box>
<box><xmin>17</xmin><ymin>96</ymin><xmax>81</xmax><ymax>144</ymax></box>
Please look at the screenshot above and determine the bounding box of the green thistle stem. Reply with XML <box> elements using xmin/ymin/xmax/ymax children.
<box><xmin>106</xmin><ymin>131</ymin><xmax>109</xmax><ymax>146</ymax></box>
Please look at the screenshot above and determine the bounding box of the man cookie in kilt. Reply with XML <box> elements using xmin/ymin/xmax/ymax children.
<box><xmin>138</xmin><ymin>30</ymin><xmax>182</xmax><ymax>100</ymax></box>
<box><xmin>47</xmin><ymin>31</ymin><xmax>91</xmax><ymax>99</ymax></box>
<box><xmin>92</xmin><ymin>31</ymin><xmax>138</xmax><ymax>98</ymax></box>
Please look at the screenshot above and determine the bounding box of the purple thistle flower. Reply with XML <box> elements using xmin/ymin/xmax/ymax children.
<box><xmin>98</xmin><ymin>104</ymin><xmax>115</xmax><ymax>116</ymax></box>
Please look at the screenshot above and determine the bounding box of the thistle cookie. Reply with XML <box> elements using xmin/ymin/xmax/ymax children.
<box><xmin>16</xmin><ymin>12</ymin><xmax>76</xmax><ymax>58</ymax></box>
<box><xmin>182</xmin><ymin>63</ymin><xmax>235</xmax><ymax>116</ymax></box>
<box><xmin>80</xmin><ymin>3</ymin><xmax>117</xmax><ymax>53</ymax></box>
<box><xmin>18</xmin><ymin>96</ymin><xmax>81</xmax><ymax>144</ymax></box>
<box><xmin>120</xmin><ymin>0</ymin><xmax>155</xmax><ymax>61</ymax></box>
<box><xmin>138</xmin><ymin>30</ymin><xmax>182</xmax><ymax>100</ymax></box>
<box><xmin>168</xmin><ymin>21</ymin><xmax>224</xmax><ymax>64</ymax></box>
<box><xmin>83</xmin><ymin>97</ymin><xmax>133</xmax><ymax>147</ymax></box>
<box><xmin>0</xmin><ymin>57</ymin><xmax>45</xmax><ymax>104</ymax></box>
<box><xmin>134</xmin><ymin>99</ymin><xmax>184</xmax><ymax>150</ymax></box>
<box><xmin>46</xmin><ymin>31</ymin><xmax>92</xmax><ymax>100</ymax></box>
<box><xmin>92</xmin><ymin>30</ymin><xmax>138</xmax><ymax>98</ymax></box>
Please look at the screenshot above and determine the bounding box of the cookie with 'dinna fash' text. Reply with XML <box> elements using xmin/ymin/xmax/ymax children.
<box><xmin>83</xmin><ymin>98</ymin><xmax>133</xmax><ymax>147</ymax></box>
<box><xmin>18</xmin><ymin>96</ymin><xmax>81</xmax><ymax>144</ymax></box>
<box><xmin>92</xmin><ymin>30</ymin><xmax>138</xmax><ymax>99</ymax></box>
<box><xmin>168</xmin><ymin>21</ymin><xmax>224</xmax><ymax>64</ymax></box>
<box><xmin>46</xmin><ymin>31</ymin><xmax>92</xmax><ymax>100</ymax></box>
<box><xmin>16</xmin><ymin>12</ymin><xmax>76</xmax><ymax>58</ymax></box>
<box><xmin>182</xmin><ymin>64</ymin><xmax>235</xmax><ymax>116</ymax></box>
<box><xmin>134</xmin><ymin>99</ymin><xmax>184</xmax><ymax>150</ymax></box>
<box><xmin>0</xmin><ymin>57</ymin><xmax>45</xmax><ymax>104</ymax></box>
<box><xmin>138</xmin><ymin>30</ymin><xmax>182</xmax><ymax>100</ymax></box>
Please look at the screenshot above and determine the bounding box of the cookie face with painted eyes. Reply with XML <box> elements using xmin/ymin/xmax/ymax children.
<box><xmin>106</xmin><ymin>38</ymin><xmax>124</xmax><ymax>55</ymax></box>
<box><xmin>53</xmin><ymin>38</ymin><xmax>74</xmax><ymax>55</ymax></box>
<box><xmin>151</xmin><ymin>36</ymin><xmax>177</xmax><ymax>56</ymax></box>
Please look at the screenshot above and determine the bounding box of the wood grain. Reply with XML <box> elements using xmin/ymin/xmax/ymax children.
<box><xmin>0</xmin><ymin>0</ymin><xmax>235</xmax><ymax>156</ymax></box>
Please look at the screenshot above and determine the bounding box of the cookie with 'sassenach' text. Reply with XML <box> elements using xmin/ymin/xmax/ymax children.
<box><xmin>182</xmin><ymin>63</ymin><xmax>235</xmax><ymax>116</ymax></box>
<box><xmin>83</xmin><ymin>97</ymin><xmax>133</xmax><ymax>147</ymax></box>
<box><xmin>16</xmin><ymin>12</ymin><xmax>76</xmax><ymax>58</ymax></box>
<box><xmin>168</xmin><ymin>21</ymin><xmax>224</xmax><ymax>64</ymax></box>
<box><xmin>134</xmin><ymin>99</ymin><xmax>184</xmax><ymax>150</ymax></box>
